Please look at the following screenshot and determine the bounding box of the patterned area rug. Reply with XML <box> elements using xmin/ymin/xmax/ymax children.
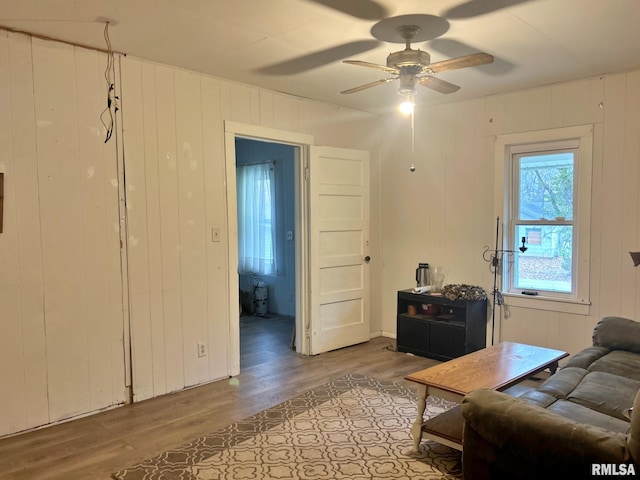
<box><xmin>112</xmin><ymin>374</ymin><xmax>461</xmax><ymax>480</ymax></box>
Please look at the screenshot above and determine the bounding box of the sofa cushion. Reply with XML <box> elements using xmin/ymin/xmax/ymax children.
<box><xmin>536</xmin><ymin>367</ymin><xmax>588</xmax><ymax>399</ymax></box>
<box><xmin>588</xmin><ymin>350</ymin><xmax>640</xmax><ymax>381</ymax></box>
<box><xmin>518</xmin><ymin>389</ymin><xmax>558</xmax><ymax>408</ymax></box>
<box><xmin>566</xmin><ymin>371</ymin><xmax>640</xmax><ymax>421</ymax></box>
<box><xmin>547</xmin><ymin>399</ymin><xmax>631</xmax><ymax>433</ymax></box>
<box><xmin>593</xmin><ymin>316</ymin><xmax>640</xmax><ymax>354</ymax></box>
<box><xmin>563</xmin><ymin>346</ymin><xmax>610</xmax><ymax>370</ymax></box>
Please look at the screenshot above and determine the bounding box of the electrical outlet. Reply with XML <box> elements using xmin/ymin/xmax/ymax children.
<box><xmin>197</xmin><ymin>342</ymin><xmax>207</xmax><ymax>357</ymax></box>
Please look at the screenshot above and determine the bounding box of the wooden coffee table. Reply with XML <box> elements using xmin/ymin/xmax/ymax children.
<box><xmin>405</xmin><ymin>341</ymin><xmax>568</xmax><ymax>452</ymax></box>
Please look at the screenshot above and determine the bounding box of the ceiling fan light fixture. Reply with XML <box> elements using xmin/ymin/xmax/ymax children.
<box><xmin>398</xmin><ymin>85</ymin><xmax>416</xmax><ymax>95</ymax></box>
<box><xmin>399</xmin><ymin>97</ymin><xmax>414</xmax><ymax>115</ymax></box>
<box><xmin>398</xmin><ymin>72</ymin><xmax>417</xmax><ymax>95</ymax></box>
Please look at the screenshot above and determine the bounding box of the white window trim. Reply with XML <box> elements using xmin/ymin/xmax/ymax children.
<box><xmin>494</xmin><ymin>125</ymin><xmax>593</xmax><ymax>315</ymax></box>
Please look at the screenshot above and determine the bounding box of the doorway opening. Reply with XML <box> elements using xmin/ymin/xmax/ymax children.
<box><xmin>224</xmin><ymin>123</ymin><xmax>372</xmax><ymax>374</ymax></box>
<box><xmin>224</xmin><ymin>121</ymin><xmax>313</xmax><ymax>376</ymax></box>
<box><xmin>235</xmin><ymin>137</ymin><xmax>297</xmax><ymax>369</ymax></box>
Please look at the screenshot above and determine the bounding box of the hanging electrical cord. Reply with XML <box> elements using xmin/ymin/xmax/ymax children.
<box><xmin>100</xmin><ymin>22</ymin><xmax>119</xmax><ymax>143</ymax></box>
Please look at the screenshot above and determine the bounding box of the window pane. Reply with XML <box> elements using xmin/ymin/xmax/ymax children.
<box><xmin>518</xmin><ymin>152</ymin><xmax>574</xmax><ymax>220</ymax></box>
<box><xmin>515</xmin><ymin>224</ymin><xmax>573</xmax><ymax>293</ymax></box>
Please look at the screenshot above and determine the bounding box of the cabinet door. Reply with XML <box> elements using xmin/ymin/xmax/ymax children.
<box><xmin>429</xmin><ymin>323</ymin><xmax>465</xmax><ymax>359</ymax></box>
<box><xmin>397</xmin><ymin>316</ymin><xmax>429</xmax><ymax>356</ymax></box>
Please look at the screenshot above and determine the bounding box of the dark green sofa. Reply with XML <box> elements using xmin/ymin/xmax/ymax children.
<box><xmin>461</xmin><ymin>316</ymin><xmax>640</xmax><ymax>479</ymax></box>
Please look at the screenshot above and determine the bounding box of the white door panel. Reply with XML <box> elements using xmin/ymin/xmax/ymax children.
<box><xmin>309</xmin><ymin>146</ymin><xmax>370</xmax><ymax>354</ymax></box>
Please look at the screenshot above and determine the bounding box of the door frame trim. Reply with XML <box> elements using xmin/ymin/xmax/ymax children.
<box><xmin>224</xmin><ymin>121</ymin><xmax>314</xmax><ymax>375</ymax></box>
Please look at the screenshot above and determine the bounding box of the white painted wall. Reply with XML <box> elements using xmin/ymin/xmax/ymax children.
<box><xmin>0</xmin><ymin>32</ymin><xmax>127</xmax><ymax>436</ymax></box>
<box><xmin>119</xmin><ymin>56</ymin><xmax>382</xmax><ymax>401</ymax></box>
<box><xmin>381</xmin><ymin>72</ymin><xmax>640</xmax><ymax>358</ymax></box>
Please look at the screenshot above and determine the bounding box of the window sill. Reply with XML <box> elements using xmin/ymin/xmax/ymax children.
<box><xmin>502</xmin><ymin>293</ymin><xmax>591</xmax><ymax>315</ymax></box>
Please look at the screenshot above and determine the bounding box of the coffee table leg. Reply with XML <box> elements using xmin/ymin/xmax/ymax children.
<box><xmin>411</xmin><ymin>385</ymin><xmax>428</xmax><ymax>453</ymax></box>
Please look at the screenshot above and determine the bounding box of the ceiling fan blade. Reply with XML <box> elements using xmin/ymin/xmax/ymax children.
<box><xmin>428</xmin><ymin>39</ymin><xmax>515</xmax><ymax>75</ymax></box>
<box><xmin>307</xmin><ymin>0</ymin><xmax>391</xmax><ymax>20</ymax></box>
<box><xmin>341</xmin><ymin>78</ymin><xmax>395</xmax><ymax>94</ymax></box>
<box><xmin>427</xmin><ymin>53</ymin><xmax>494</xmax><ymax>74</ymax></box>
<box><xmin>257</xmin><ymin>40</ymin><xmax>380</xmax><ymax>75</ymax></box>
<box><xmin>343</xmin><ymin>60</ymin><xmax>399</xmax><ymax>75</ymax></box>
<box><xmin>417</xmin><ymin>75</ymin><xmax>460</xmax><ymax>94</ymax></box>
<box><xmin>444</xmin><ymin>0</ymin><xmax>534</xmax><ymax>19</ymax></box>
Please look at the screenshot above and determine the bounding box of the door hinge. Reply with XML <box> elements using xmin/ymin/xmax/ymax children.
<box><xmin>304</xmin><ymin>167</ymin><xmax>310</xmax><ymax>181</ymax></box>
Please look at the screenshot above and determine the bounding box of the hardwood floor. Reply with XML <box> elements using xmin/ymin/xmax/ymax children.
<box><xmin>0</xmin><ymin>323</ymin><xmax>548</xmax><ymax>480</ymax></box>
<box><xmin>0</xmin><ymin>334</ymin><xmax>440</xmax><ymax>480</ymax></box>
<box><xmin>240</xmin><ymin>314</ymin><xmax>296</xmax><ymax>369</ymax></box>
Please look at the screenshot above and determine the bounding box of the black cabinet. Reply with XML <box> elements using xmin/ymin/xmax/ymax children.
<box><xmin>396</xmin><ymin>289</ymin><xmax>487</xmax><ymax>361</ymax></box>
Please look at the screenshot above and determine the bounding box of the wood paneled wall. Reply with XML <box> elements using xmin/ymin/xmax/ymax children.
<box><xmin>120</xmin><ymin>60</ymin><xmax>227</xmax><ymax>400</ymax></box>
<box><xmin>119</xmin><ymin>56</ymin><xmax>381</xmax><ymax>401</ymax></box>
<box><xmin>0</xmin><ymin>32</ymin><xmax>126</xmax><ymax>436</ymax></box>
<box><xmin>381</xmin><ymin>72</ymin><xmax>640</xmax><ymax>356</ymax></box>
<box><xmin>0</xmin><ymin>30</ymin><xmax>381</xmax><ymax>435</ymax></box>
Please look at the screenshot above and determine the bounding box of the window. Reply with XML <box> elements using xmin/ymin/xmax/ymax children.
<box><xmin>496</xmin><ymin>125</ymin><xmax>593</xmax><ymax>312</ymax></box>
<box><xmin>511</xmin><ymin>146</ymin><xmax>575</xmax><ymax>294</ymax></box>
<box><xmin>236</xmin><ymin>162</ymin><xmax>276</xmax><ymax>275</ymax></box>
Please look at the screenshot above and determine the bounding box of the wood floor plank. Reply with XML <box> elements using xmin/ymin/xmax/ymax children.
<box><xmin>0</xmin><ymin>332</ymin><xmax>438</xmax><ymax>480</ymax></box>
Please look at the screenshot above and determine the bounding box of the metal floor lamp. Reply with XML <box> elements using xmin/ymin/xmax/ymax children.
<box><xmin>483</xmin><ymin>217</ymin><xmax>527</xmax><ymax>345</ymax></box>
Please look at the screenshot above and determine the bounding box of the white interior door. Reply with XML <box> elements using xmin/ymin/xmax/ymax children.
<box><xmin>309</xmin><ymin>146</ymin><xmax>370</xmax><ymax>354</ymax></box>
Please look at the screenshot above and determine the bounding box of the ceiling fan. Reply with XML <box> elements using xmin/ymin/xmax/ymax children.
<box><xmin>341</xmin><ymin>24</ymin><xmax>494</xmax><ymax>96</ymax></box>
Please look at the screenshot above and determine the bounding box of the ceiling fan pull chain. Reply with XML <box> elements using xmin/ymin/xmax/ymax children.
<box><xmin>410</xmin><ymin>101</ymin><xmax>416</xmax><ymax>172</ymax></box>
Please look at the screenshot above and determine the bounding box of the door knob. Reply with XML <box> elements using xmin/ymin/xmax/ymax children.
<box><xmin>364</xmin><ymin>255</ymin><xmax>371</xmax><ymax>262</ymax></box>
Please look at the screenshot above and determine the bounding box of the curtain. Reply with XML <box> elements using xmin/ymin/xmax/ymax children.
<box><xmin>237</xmin><ymin>162</ymin><xmax>276</xmax><ymax>275</ymax></box>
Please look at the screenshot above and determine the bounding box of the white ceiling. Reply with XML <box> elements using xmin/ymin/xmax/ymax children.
<box><xmin>1</xmin><ymin>0</ymin><xmax>640</xmax><ymax>114</ymax></box>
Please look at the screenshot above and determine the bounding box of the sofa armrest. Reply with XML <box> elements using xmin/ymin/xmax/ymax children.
<box><xmin>593</xmin><ymin>316</ymin><xmax>640</xmax><ymax>353</ymax></box>
<box><xmin>462</xmin><ymin>389</ymin><xmax>631</xmax><ymax>476</ymax></box>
